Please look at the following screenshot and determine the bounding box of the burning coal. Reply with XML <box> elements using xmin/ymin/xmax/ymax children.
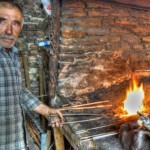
<box><xmin>123</xmin><ymin>78</ymin><xmax>145</xmax><ymax>115</ymax></box>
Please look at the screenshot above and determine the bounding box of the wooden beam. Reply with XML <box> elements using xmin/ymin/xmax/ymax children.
<box><xmin>46</xmin><ymin>129</ymin><xmax>51</xmax><ymax>150</ymax></box>
<box><xmin>22</xmin><ymin>54</ymin><xmax>31</xmax><ymax>90</ymax></box>
<box><xmin>53</xmin><ymin>128</ymin><xmax>65</xmax><ymax>150</ymax></box>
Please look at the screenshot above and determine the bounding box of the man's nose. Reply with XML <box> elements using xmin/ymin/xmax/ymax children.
<box><xmin>5</xmin><ymin>24</ymin><xmax>13</xmax><ymax>35</ymax></box>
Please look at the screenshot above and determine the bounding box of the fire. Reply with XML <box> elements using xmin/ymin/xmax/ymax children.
<box><xmin>123</xmin><ymin>78</ymin><xmax>145</xmax><ymax>115</ymax></box>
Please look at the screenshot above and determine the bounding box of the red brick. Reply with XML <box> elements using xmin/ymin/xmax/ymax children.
<box><xmin>111</xmin><ymin>8</ymin><xmax>130</xmax><ymax>17</ymax></box>
<box><xmin>133</xmin><ymin>44</ymin><xmax>144</xmax><ymax>50</ymax></box>
<box><xmin>61</xmin><ymin>28</ymin><xmax>86</xmax><ymax>38</ymax></box>
<box><xmin>131</xmin><ymin>26</ymin><xmax>150</xmax><ymax>35</ymax></box>
<box><xmin>141</xmin><ymin>36</ymin><xmax>150</xmax><ymax>42</ymax></box>
<box><xmin>62</xmin><ymin>0</ymin><xmax>85</xmax><ymax>8</ymax></box>
<box><xmin>144</xmin><ymin>43</ymin><xmax>150</xmax><ymax>49</ymax></box>
<box><xmin>109</xmin><ymin>36</ymin><xmax>121</xmax><ymax>43</ymax></box>
<box><xmin>87</xmin><ymin>27</ymin><xmax>110</xmax><ymax>36</ymax></box>
<box><xmin>115</xmin><ymin>17</ymin><xmax>137</xmax><ymax>25</ymax></box>
<box><xmin>88</xmin><ymin>9</ymin><xmax>109</xmax><ymax>17</ymax></box>
<box><xmin>79</xmin><ymin>18</ymin><xmax>102</xmax><ymax>27</ymax></box>
<box><xmin>86</xmin><ymin>1</ymin><xmax>112</xmax><ymax>9</ymax></box>
<box><xmin>122</xmin><ymin>34</ymin><xmax>140</xmax><ymax>43</ymax></box>
<box><xmin>111</xmin><ymin>27</ymin><xmax>129</xmax><ymax>34</ymax></box>
<box><xmin>61</xmin><ymin>8</ymin><xmax>86</xmax><ymax>18</ymax></box>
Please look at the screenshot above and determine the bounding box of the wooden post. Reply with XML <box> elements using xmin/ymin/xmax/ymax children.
<box><xmin>48</xmin><ymin>0</ymin><xmax>64</xmax><ymax>149</ymax></box>
<box><xmin>53</xmin><ymin>128</ymin><xmax>65</xmax><ymax>150</ymax></box>
<box><xmin>22</xmin><ymin>53</ymin><xmax>31</xmax><ymax>90</ymax></box>
<box><xmin>46</xmin><ymin>129</ymin><xmax>51</xmax><ymax>150</ymax></box>
<box><xmin>38</xmin><ymin>55</ymin><xmax>46</xmax><ymax>129</ymax></box>
<box><xmin>48</xmin><ymin>0</ymin><xmax>60</xmax><ymax>106</ymax></box>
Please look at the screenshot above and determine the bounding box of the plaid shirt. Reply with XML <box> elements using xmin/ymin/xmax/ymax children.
<box><xmin>0</xmin><ymin>46</ymin><xmax>41</xmax><ymax>150</ymax></box>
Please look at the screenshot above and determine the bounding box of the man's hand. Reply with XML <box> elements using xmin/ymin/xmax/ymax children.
<box><xmin>47</xmin><ymin>108</ymin><xmax>65</xmax><ymax>127</ymax></box>
<box><xmin>34</xmin><ymin>103</ymin><xmax>64</xmax><ymax>127</ymax></box>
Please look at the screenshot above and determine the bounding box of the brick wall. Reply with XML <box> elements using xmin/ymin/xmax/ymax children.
<box><xmin>14</xmin><ymin>0</ymin><xmax>150</xmax><ymax>102</ymax></box>
<box><xmin>57</xmin><ymin>0</ymin><xmax>150</xmax><ymax>100</ymax></box>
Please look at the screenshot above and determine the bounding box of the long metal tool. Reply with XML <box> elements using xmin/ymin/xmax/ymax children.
<box><xmin>61</xmin><ymin>116</ymin><xmax>103</xmax><ymax>125</ymax></box>
<box><xmin>75</xmin><ymin>115</ymin><xmax>137</xmax><ymax>134</ymax></box>
<box><xmin>47</xmin><ymin>116</ymin><xmax>103</xmax><ymax>125</ymax></box>
<box><xmin>76</xmin><ymin>119</ymin><xmax>131</xmax><ymax>134</ymax></box>
<box><xmin>135</xmin><ymin>70</ymin><xmax>150</xmax><ymax>72</ymax></box>
<box><xmin>62</xmin><ymin>100</ymin><xmax>110</xmax><ymax>108</ymax></box>
<box><xmin>49</xmin><ymin>113</ymin><xmax>102</xmax><ymax>117</ymax></box>
<box><xmin>76</xmin><ymin>123</ymin><xmax>119</xmax><ymax>134</ymax></box>
<box><xmin>80</xmin><ymin>131</ymin><xmax>118</xmax><ymax>142</ymax></box>
<box><xmin>59</xmin><ymin>104</ymin><xmax>112</xmax><ymax>111</ymax></box>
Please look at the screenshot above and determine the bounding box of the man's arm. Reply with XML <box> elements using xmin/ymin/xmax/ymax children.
<box><xmin>34</xmin><ymin>103</ymin><xmax>64</xmax><ymax>127</ymax></box>
<box><xmin>21</xmin><ymin>87</ymin><xmax>64</xmax><ymax>127</ymax></box>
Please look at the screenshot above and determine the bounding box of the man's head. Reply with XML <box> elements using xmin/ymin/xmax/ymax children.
<box><xmin>0</xmin><ymin>1</ymin><xmax>24</xmax><ymax>49</ymax></box>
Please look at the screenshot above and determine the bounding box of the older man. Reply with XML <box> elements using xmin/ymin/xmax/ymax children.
<box><xmin>0</xmin><ymin>1</ymin><xmax>64</xmax><ymax>149</ymax></box>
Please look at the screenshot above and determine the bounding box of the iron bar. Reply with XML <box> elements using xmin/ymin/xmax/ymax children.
<box><xmin>76</xmin><ymin>115</ymin><xmax>137</xmax><ymax>134</ymax></box>
<box><xmin>135</xmin><ymin>70</ymin><xmax>150</xmax><ymax>72</ymax></box>
<box><xmin>62</xmin><ymin>100</ymin><xmax>110</xmax><ymax>108</ymax></box>
<box><xmin>76</xmin><ymin>123</ymin><xmax>120</xmax><ymax>134</ymax></box>
<box><xmin>80</xmin><ymin>131</ymin><xmax>118</xmax><ymax>142</ymax></box>
<box><xmin>59</xmin><ymin>104</ymin><xmax>112</xmax><ymax>111</ymax></box>
<box><xmin>49</xmin><ymin>113</ymin><xmax>102</xmax><ymax>117</ymax></box>
<box><xmin>61</xmin><ymin>117</ymin><xmax>103</xmax><ymax>125</ymax></box>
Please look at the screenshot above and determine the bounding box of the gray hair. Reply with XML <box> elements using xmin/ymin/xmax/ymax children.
<box><xmin>0</xmin><ymin>1</ymin><xmax>24</xmax><ymax>18</ymax></box>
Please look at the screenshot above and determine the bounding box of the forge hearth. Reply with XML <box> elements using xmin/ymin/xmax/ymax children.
<box><xmin>48</xmin><ymin>0</ymin><xmax>150</xmax><ymax>149</ymax></box>
<box><xmin>58</xmin><ymin>76</ymin><xmax>150</xmax><ymax>150</ymax></box>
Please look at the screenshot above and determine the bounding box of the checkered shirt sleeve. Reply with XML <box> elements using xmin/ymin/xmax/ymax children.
<box><xmin>21</xmin><ymin>87</ymin><xmax>41</xmax><ymax>111</ymax></box>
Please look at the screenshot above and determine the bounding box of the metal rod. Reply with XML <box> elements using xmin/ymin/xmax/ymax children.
<box><xmin>76</xmin><ymin>122</ymin><xmax>121</xmax><ymax>134</ymax></box>
<box><xmin>76</xmin><ymin>115</ymin><xmax>137</xmax><ymax>134</ymax></box>
<box><xmin>59</xmin><ymin>104</ymin><xmax>112</xmax><ymax>111</ymax></box>
<box><xmin>61</xmin><ymin>117</ymin><xmax>103</xmax><ymax>125</ymax></box>
<box><xmin>62</xmin><ymin>100</ymin><xmax>110</xmax><ymax>108</ymax></box>
<box><xmin>49</xmin><ymin>113</ymin><xmax>102</xmax><ymax>117</ymax></box>
<box><xmin>135</xmin><ymin>70</ymin><xmax>150</xmax><ymax>72</ymax></box>
<box><xmin>80</xmin><ymin>131</ymin><xmax>118</xmax><ymax>142</ymax></box>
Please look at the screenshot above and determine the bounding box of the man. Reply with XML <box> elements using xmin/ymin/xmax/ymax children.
<box><xmin>0</xmin><ymin>1</ymin><xmax>64</xmax><ymax>149</ymax></box>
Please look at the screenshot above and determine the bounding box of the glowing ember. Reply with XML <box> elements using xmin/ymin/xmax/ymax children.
<box><xmin>123</xmin><ymin>79</ymin><xmax>144</xmax><ymax>115</ymax></box>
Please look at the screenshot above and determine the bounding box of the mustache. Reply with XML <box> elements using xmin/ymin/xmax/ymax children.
<box><xmin>0</xmin><ymin>35</ymin><xmax>17</xmax><ymax>40</ymax></box>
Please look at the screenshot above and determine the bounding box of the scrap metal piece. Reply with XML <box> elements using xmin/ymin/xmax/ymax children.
<box><xmin>137</xmin><ymin>112</ymin><xmax>150</xmax><ymax>131</ymax></box>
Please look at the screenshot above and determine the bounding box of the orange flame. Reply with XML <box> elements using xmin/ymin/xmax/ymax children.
<box><xmin>123</xmin><ymin>78</ymin><xmax>144</xmax><ymax>115</ymax></box>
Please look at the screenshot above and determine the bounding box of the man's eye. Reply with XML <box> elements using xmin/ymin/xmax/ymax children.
<box><xmin>13</xmin><ymin>22</ymin><xmax>21</xmax><ymax>27</ymax></box>
<box><xmin>0</xmin><ymin>19</ymin><xmax>6</xmax><ymax>25</ymax></box>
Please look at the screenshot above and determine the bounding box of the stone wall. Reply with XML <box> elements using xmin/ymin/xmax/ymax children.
<box><xmin>57</xmin><ymin>0</ymin><xmax>150</xmax><ymax>100</ymax></box>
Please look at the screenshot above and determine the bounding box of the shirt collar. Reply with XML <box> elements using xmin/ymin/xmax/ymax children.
<box><xmin>0</xmin><ymin>45</ymin><xmax>19</xmax><ymax>54</ymax></box>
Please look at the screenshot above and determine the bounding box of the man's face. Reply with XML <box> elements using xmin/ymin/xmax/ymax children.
<box><xmin>0</xmin><ymin>7</ymin><xmax>23</xmax><ymax>49</ymax></box>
